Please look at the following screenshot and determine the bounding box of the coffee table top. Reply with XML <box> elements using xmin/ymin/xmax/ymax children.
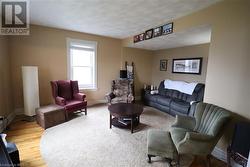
<box><xmin>108</xmin><ymin>103</ymin><xmax>144</xmax><ymax>118</ymax></box>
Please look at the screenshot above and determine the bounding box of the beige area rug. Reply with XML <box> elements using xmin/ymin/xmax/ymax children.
<box><xmin>40</xmin><ymin>105</ymin><xmax>193</xmax><ymax>167</ymax></box>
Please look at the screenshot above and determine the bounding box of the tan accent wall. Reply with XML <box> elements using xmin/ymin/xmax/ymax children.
<box><xmin>9</xmin><ymin>25</ymin><xmax>122</xmax><ymax>108</ymax></box>
<box><xmin>151</xmin><ymin>44</ymin><xmax>209</xmax><ymax>87</ymax></box>
<box><xmin>122</xmin><ymin>47</ymin><xmax>153</xmax><ymax>98</ymax></box>
<box><xmin>123</xmin><ymin>0</ymin><xmax>250</xmax><ymax>152</ymax></box>
<box><xmin>0</xmin><ymin>36</ymin><xmax>13</xmax><ymax>116</ymax></box>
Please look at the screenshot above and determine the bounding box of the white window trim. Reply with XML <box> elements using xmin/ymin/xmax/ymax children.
<box><xmin>66</xmin><ymin>38</ymin><xmax>98</xmax><ymax>90</ymax></box>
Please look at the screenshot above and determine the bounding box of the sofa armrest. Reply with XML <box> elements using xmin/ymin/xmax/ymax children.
<box><xmin>171</xmin><ymin>115</ymin><xmax>196</xmax><ymax>130</ymax></box>
<box><xmin>74</xmin><ymin>93</ymin><xmax>86</xmax><ymax>101</ymax></box>
<box><xmin>55</xmin><ymin>96</ymin><xmax>66</xmax><ymax>106</ymax></box>
<box><xmin>189</xmin><ymin>101</ymin><xmax>200</xmax><ymax>116</ymax></box>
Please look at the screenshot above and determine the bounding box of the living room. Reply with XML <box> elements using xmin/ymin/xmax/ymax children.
<box><xmin>0</xmin><ymin>0</ymin><xmax>249</xmax><ymax>167</ymax></box>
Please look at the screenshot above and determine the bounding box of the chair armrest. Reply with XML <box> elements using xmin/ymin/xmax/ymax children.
<box><xmin>171</xmin><ymin>115</ymin><xmax>196</xmax><ymax>130</ymax></box>
<box><xmin>176</xmin><ymin>132</ymin><xmax>215</xmax><ymax>155</ymax></box>
<box><xmin>74</xmin><ymin>93</ymin><xmax>86</xmax><ymax>101</ymax></box>
<box><xmin>185</xmin><ymin>132</ymin><xmax>214</xmax><ymax>141</ymax></box>
<box><xmin>127</xmin><ymin>93</ymin><xmax>134</xmax><ymax>103</ymax></box>
<box><xmin>55</xmin><ymin>96</ymin><xmax>66</xmax><ymax>106</ymax></box>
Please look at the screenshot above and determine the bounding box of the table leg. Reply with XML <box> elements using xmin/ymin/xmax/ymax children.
<box><xmin>110</xmin><ymin>114</ymin><xmax>112</xmax><ymax>129</ymax></box>
<box><xmin>131</xmin><ymin>117</ymin><xmax>133</xmax><ymax>133</ymax></box>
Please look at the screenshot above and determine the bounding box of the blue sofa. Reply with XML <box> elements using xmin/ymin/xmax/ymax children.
<box><xmin>143</xmin><ymin>80</ymin><xmax>205</xmax><ymax>116</ymax></box>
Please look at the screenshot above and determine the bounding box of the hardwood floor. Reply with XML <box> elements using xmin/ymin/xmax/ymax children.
<box><xmin>6</xmin><ymin>117</ymin><xmax>46</xmax><ymax>167</ymax></box>
<box><xmin>5</xmin><ymin>118</ymin><xmax>226</xmax><ymax>167</ymax></box>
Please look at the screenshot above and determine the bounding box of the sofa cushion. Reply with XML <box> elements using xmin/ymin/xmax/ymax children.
<box><xmin>170</xmin><ymin>99</ymin><xmax>190</xmax><ymax>115</ymax></box>
<box><xmin>113</xmin><ymin>89</ymin><xmax>123</xmax><ymax>96</ymax></box>
<box><xmin>145</xmin><ymin>94</ymin><xmax>160</xmax><ymax>103</ymax></box>
<box><xmin>111</xmin><ymin>95</ymin><xmax>128</xmax><ymax>104</ymax></box>
<box><xmin>156</xmin><ymin>96</ymin><xmax>172</xmax><ymax>106</ymax></box>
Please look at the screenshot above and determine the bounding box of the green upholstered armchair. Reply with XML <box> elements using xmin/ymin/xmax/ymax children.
<box><xmin>170</xmin><ymin>102</ymin><xmax>231</xmax><ymax>166</ymax></box>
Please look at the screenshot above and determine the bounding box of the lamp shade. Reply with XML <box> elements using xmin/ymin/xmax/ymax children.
<box><xmin>22</xmin><ymin>66</ymin><xmax>40</xmax><ymax>116</ymax></box>
<box><xmin>120</xmin><ymin>70</ymin><xmax>127</xmax><ymax>79</ymax></box>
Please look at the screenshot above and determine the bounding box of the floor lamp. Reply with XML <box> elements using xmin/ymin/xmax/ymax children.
<box><xmin>22</xmin><ymin>66</ymin><xmax>40</xmax><ymax>117</ymax></box>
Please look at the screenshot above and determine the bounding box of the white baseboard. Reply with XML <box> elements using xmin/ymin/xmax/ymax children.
<box><xmin>14</xmin><ymin>108</ymin><xmax>24</xmax><ymax>115</ymax></box>
<box><xmin>87</xmin><ymin>100</ymin><xmax>107</xmax><ymax>106</ymax></box>
<box><xmin>212</xmin><ymin>147</ymin><xmax>227</xmax><ymax>162</ymax></box>
<box><xmin>14</xmin><ymin>101</ymin><xmax>107</xmax><ymax>114</ymax></box>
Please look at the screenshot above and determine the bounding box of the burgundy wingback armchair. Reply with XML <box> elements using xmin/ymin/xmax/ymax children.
<box><xmin>50</xmin><ymin>80</ymin><xmax>87</xmax><ymax>119</ymax></box>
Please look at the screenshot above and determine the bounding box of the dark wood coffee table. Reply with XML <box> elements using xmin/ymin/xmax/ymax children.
<box><xmin>108</xmin><ymin>103</ymin><xmax>144</xmax><ymax>133</ymax></box>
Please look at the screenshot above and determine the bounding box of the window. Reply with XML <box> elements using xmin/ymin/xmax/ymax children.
<box><xmin>67</xmin><ymin>38</ymin><xmax>97</xmax><ymax>90</ymax></box>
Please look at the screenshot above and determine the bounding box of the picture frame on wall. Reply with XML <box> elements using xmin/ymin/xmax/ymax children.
<box><xmin>153</xmin><ymin>26</ymin><xmax>162</xmax><ymax>37</ymax></box>
<box><xmin>172</xmin><ymin>57</ymin><xmax>202</xmax><ymax>74</ymax></box>
<box><xmin>162</xmin><ymin>22</ymin><xmax>173</xmax><ymax>35</ymax></box>
<box><xmin>145</xmin><ymin>29</ymin><xmax>153</xmax><ymax>40</ymax></box>
<box><xmin>160</xmin><ymin>59</ymin><xmax>167</xmax><ymax>71</ymax></box>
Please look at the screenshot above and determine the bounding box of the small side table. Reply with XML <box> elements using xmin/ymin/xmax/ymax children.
<box><xmin>6</xmin><ymin>143</ymin><xmax>20</xmax><ymax>167</ymax></box>
<box><xmin>227</xmin><ymin>146</ymin><xmax>248</xmax><ymax>167</ymax></box>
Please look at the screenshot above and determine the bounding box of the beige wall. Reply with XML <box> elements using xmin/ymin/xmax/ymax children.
<box><xmin>0</xmin><ymin>36</ymin><xmax>13</xmax><ymax>117</ymax></box>
<box><xmin>9</xmin><ymin>25</ymin><xmax>122</xmax><ymax>108</ymax></box>
<box><xmin>9</xmin><ymin>25</ymin><xmax>154</xmax><ymax>109</ymax></box>
<box><xmin>123</xmin><ymin>0</ymin><xmax>250</xmax><ymax>152</ymax></box>
<box><xmin>122</xmin><ymin>47</ymin><xmax>153</xmax><ymax>97</ymax></box>
<box><xmin>151</xmin><ymin>44</ymin><xmax>209</xmax><ymax>86</ymax></box>
<box><xmin>203</xmin><ymin>0</ymin><xmax>250</xmax><ymax>150</ymax></box>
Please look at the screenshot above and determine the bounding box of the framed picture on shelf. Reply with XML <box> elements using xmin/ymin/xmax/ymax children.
<box><xmin>162</xmin><ymin>22</ymin><xmax>173</xmax><ymax>35</ymax></box>
<box><xmin>145</xmin><ymin>29</ymin><xmax>153</xmax><ymax>40</ymax></box>
<box><xmin>153</xmin><ymin>26</ymin><xmax>162</xmax><ymax>37</ymax></box>
<box><xmin>138</xmin><ymin>33</ymin><xmax>144</xmax><ymax>41</ymax></box>
<box><xmin>172</xmin><ymin>57</ymin><xmax>202</xmax><ymax>74</ymax></box>
<box><xmin>134</xmin><ymin>33</ymin><xmax>145</xmax><ymax>43</ymax></box>
<box><xmin>160</xmin><ymin>59</ymin><xmax>167</xmax><ymax>71</ymax></box>
<box><xmin>133</xmin><ymin>35</ymin><xmax>140</xmax><ymax>43</ymax></box>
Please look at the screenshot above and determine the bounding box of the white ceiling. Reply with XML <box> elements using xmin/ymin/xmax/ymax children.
<box><xmin>128</xmin><ymin>25</ymin><xmax>212</xmax><ymax>50</ymax></box>
<box><xmin>30</xmin><ymin>0</ymin><xmax>220</xmax><ymax>39</ymax></box>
